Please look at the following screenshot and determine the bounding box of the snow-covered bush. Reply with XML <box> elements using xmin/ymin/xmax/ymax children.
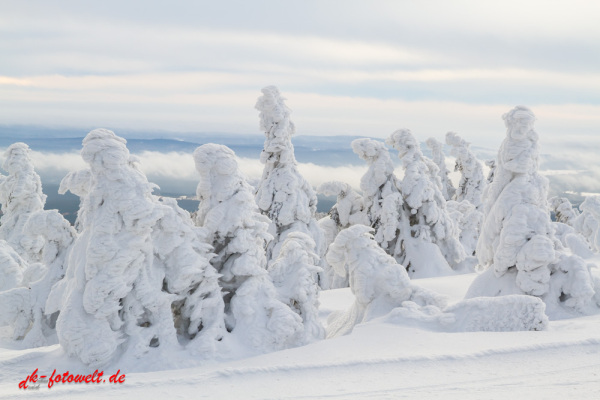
<box><xmin>572</xmin><ymin>196</ymin><xmax>600</xmax><ymax>252</ymax></box>
<box><xmin>0</xmin><ymin>143</ymin><xmax>47</xmax><ymax>263</ymax></box>
<box><xmin>386</xmin><ymin>129</ymin><xmax>467</xmax><ymax>276</ymax></box>
<box><xmin>445</xmin><ymin>131</ymin><xmax>486</xmax><ymax>209</ymax></box>
<box><xmin>269</xmin><ymin>232</ymin><xmax>325</xmax><ymax>344</ymax></box>
<box><xmin>426</xmin><ymin>137</ymin><xmax>455</xmax><ymax>201</ymax></box>
<box><xmin>469</xmin><ymin>106</ymin><xmax>599</xmax><ymax>316</ymax></box>
<box><xmin>49</xmin><ymin>129</ymin><xmax>225</xmax><ymax>367</ymax></box>
<box><xmin>254</xmin><ymin>86</ymin><xmax>324</xmax><ymax>265</ymax></box>
<box><xmin>193</xmin><ymin>143</ymin><xmax>302</xmax><ymax>352</ymax></box>
<box><xmin>351</xmin><ymin>138</ymin><xmax>403</xmax><ymax>257</ymax></box>
<box><xmin>317</xmin><ymin>181</ymin><xmax>368</xmax><ymax>288</ymax></box>
<box><xmin>549</xmin><ymin>196</ymin><xmax>579</xmax><ymax>226</ymax></box>
<box><xmin>325</xmin><ymin>225</ymin><xmax>447</xmax><ymax>338</ymax></box>
<box><xmin>0</xmin><ymin>210</ymin><xmax>76</xmax><ymax>346</ymax></box>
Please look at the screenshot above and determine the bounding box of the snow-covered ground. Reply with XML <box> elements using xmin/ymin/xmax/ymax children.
<box><xmin>2</xmin><ymin>273</ymin><xmax>599</xmax><ymax>399</ymax></box>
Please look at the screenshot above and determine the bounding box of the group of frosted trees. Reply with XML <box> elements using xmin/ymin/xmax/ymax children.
<box><xmin>0</xmin><ymin>87</ymin><xmax>598</xmax><ymax>367</ymax></box>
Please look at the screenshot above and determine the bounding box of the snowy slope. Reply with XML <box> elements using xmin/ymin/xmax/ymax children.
<box><xmin>1</xmin><ymin>273</ymin><xmax>599</xmax><ymax>399</ymax></box>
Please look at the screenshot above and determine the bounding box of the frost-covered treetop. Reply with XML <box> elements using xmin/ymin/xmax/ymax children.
<box><xmin>81</xmin><ymin>129</ymin><xmax>134</xmax><ymax>173</ymax></box>
<box><xmin>386</xmin><ymin>129</ymin><xmax>422</xmax><ymax>166</ymax></box>
<box><xmin>194</xmin><ymin>143</ymin><xmax>246</xmax><ymax>207</ymax></box>
<box><xmin>255</xmin><ymin>85</ymin><xmax>296</xmax><ymax>165</ymax></box>
<box><xmin>500</xmin><ymin>105</ymin><xmax>538</xmax><ymax>175</ymax></box>
<box><xmin>3</xmin><ymin>143</ymin><xmax>35</xmax><ymax>175</ymax></box>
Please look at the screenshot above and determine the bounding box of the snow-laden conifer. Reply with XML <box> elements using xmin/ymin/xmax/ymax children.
<box><xmin>49</xmin><ymin>129</ymin><xmax>225</xmax><ymax>366</ymax></box>
<box><xmin>317</xmin><ymin>181</ymin><xmax>368</xmax><ymax>288</ymax></box>
<box><xmin>426</xmin><ymin>137</ymin><xmax>455</xmax><ymax>201</ymax></box>
<box><xmin>549</xmin><ymin>196</ymin><xmax>579</xmax><ymax>226</ymax></box>
<box><xmin>325</xmin><ymin>225</ymin><xmax>447</xmax><ymax>338</ymax></box>
<box><xmin>0</xmin><ymin>143</ymin><xmax>46</xmax><ymax>263</ymax></box>
<box><xmin>469</xmin><ymin>106</ymin><xmax>599</xmax><ymax>315</ymax></box>
<box><xmin>269</xmin><ymin>232</ymin><xmax>325</xmax><ymax>344</ymax></box>
<box><xmin>386</xmin><ymin>129</ymin><xmax>466</xmax><ymax>276</ymax></box>
<box><xmin>194</xmin><ymin>144</ymin><xmax>302</xmax><ymax>351</ymax></box>
<box><xmin>0</xmin><ymin>210</ymin><xmax>76</xmax><ymax>346</ymax></box>
<box><xmin>445</xmin><ymin>132</ymin><xmax>486</xmax><ymax>209</ymax></box>
<box><xmin>350</xmin><ymin>138</ymin><xmax>403</xmax><ymax>257</ymax></box>
<box><xmin>572</xmin><ymin>196</ymin><xmax>600</xmax><ymax>252</ymax></box>
<box><xmin>254</xmin><ymin>86</ymin><xmax>324</xmax><ymax>264</ymax></box>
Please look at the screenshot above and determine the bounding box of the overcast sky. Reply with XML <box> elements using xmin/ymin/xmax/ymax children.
<box><xmin>1</xmin><ymin>0</ymin><xmax>600</xmax><ymax>148</ymax></box>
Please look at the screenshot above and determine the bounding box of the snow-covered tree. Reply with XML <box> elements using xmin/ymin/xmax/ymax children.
<box><xmin>254</xmin><ymin>86</ymin><xmax>324</xmax><ymax>265</ymax></box>
<box><xmin>572</xmin><ymin>196</ymin><xmax>600</xmax><ymax>252</ymax></box>
<box><xmin>445</xmin><ymin>132</ymin><xmax>486</xmax><ymax>209</ymax></box>
<box><xmin>193</xmin><ymin>143</ymin><xmax>302</xmax><ymax>352</ymax></box>
<box><xmin>317</xmin><ymin>181</ymin><xmax>368</xmax><ymax>288</ymax></box>
<box><xmin>386</xmin><ymin>129</ymin><xmax>467</xmax><ymax>276</ymax></box>
<box><xmin>469</xmin><ymin>106</ymin><xmax>599</xmax><ymax>315</ymax></box>
<box><xmin>0</xmin><ymin>143</ymin><xmax>46</xmax><ymax>263</ymax></box>
<box><xmin>426</xmin><ymin>137</ymin><xmax>455</xmax><ymax>201</ymax></box>
<box><xmin>269</xmin><ymin>232</ymin><xmax>324</xmax><ymax>344</ymax></box>
<box><xmin>485</xmin><ymin>159</ymin><xmax>496</xmax><ymax>184</ymax></box>
<box><xmin>0</xmin><ymin>240</ymin><xmax>28</xmax><ymax>292</ymax></box>
<box><xmin>549</xmin><ymin>196</ymin><xmax>579</xmax><ymax>226</ymax></box>
<box><xmin>325</xmin><ymin>225</ymin><xmax>447</xmax><ymax>338</ymax></box>
<box><xmin>447</xmin><ymin>200</ymin><xmax>482</xmax><ymax>257</ymax></box>
<box><xmin>0</xmin><ymin>210</ymin><xmax>76</xmax><ymax>346</ymax></box>
<box><xmin>48</xmin><ymin>129</ymin><xmax>225</xmax><ymax>366</ymax></box>
<box><xmin>351</xmin><ymin>138</ymin><xmax>403</xmax><ymax>257</ymax></box>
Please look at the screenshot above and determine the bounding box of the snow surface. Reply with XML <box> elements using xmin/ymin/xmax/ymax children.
<box><xmin>2</xmin><ymin>272</ymin><xmax>600</xmax><ymax>399</ymax></box>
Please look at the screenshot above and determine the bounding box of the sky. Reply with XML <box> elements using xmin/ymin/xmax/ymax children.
<box><xmin>1</xmin><ymin>0</ymin><xmax>600</xmax><ymax>150</ymax></box>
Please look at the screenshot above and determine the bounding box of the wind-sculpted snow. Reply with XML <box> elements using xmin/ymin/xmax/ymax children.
<box><xmin>549</xmin><ymin>196</ymin><xmax>579</xmax><ymax>226</ymax></box>
<box><xmin>386</xmin><ymin>129</ymin><xmax>467</xmax><ymax>276</ymax></box>
<box><xmin>325</xmin><ymin>225</ymin><xmax>447</xmax><ymax>338</ymax></box>
<box><xmin>426</xmin><ymin>137</ymin><xmax>455</xmax><ymax>201</ymax></box>
<box><xmin>194</xmin><ymin>143</ymin><xmax>303</xmax><ymax>352</ymax></box>
<box><xmin>471</xmin><ymin>106</ymin><xmax>599</xmax><ymax>316</ymax></box>
<box><xmin>0</xmin><ymin>240</ymin><xmax>27</xmax><ymax>292</ymax></box>
<box><xmin>0</xmin><ymin>143</ymin><xmax>47</xmax><ymax>264</ymax></box>
<box><xmin>254</xmin><ymin>86</ymin><xmax>324</xmax><ymax>268</ymax></box>
<box><xmin>50</xmin><ymin>129</ymin><xmax>225</xmax><ymax>367</ymax></box>
<box><xmin>269</xmin><ymin>232</ymin><xmax>325</xmax><ymax>344</ymax></box>
<box><xmin>445</xmin><ymin>131</ymin><xmax>486</xmax><ymax>209</ymax></box>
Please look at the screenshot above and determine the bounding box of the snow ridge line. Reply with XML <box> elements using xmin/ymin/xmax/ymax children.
<box><xmin>217</xmin><ymin>337</ymin><xmax>600</xmax><ymax>377</ymax></box>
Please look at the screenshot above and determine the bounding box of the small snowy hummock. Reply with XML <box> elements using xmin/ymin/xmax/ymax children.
<box><xmin>194</xmin><ymin>144</ymin><xmax>303</xmax><ymax>352</ymax></box>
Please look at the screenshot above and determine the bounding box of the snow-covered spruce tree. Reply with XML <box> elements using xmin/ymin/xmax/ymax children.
<box><xmin>469</xmin><ymin>106</ymin><xmax>599</xmax><ymax>315</ymax></box>
<box><xmin>0</xmin><ymin>240</ymin><xmax>28</xmax><ymax>292</ymax></box>
<box><xmin>572</xmin><ymin>196</ymin><xmax>600</xmax><ymax>253</ymax></box>
<box><xmin>254</xmin><ymin>86</ymin><xmax>324</xmax><ymax>267</ymax></box>
<box><xmin>426</xmin><ymin>137</ymin><xmax>455</xmax><ymax>201</ymax></box>
<box><xmin>193</xmin><ymin>144</ymin><xmax>302</xmax><ymax>352</ymax></box>
<box><xmin>325</xmin><ymin>225</ymin><xmax>447</xmax><ymax>338</ymax></box>
<box><xmin>0</xmin><ymin>143</ymin><xmax>46</xmax><ymax>263</ymax></box>
<box><xmin>317</xmin><ymin>181</ymin><xmax>369</xmax><ymax>288</ymax></box>
<box><xmin>350</xmin><ymin>138</ymin><xmax>404</xmax><ymax>258</ymax></box>
<box><xmin>269</xmin><ymin>232</ymin><xmax>325</xmax><ymax>344</ymax></box>
<box><xmin>485</xmin><ymin>159</ymin><xmax>496</xmax><ymax>184</ymax></box>
<box><xmin>386</xmin><ymin>129</ymin><xmax>467</xmax><ymax>277</ymax></box>
<box><xmin>445</xmin><ymin>131</ymin><xmax>486</xmax><ymax>209</ymax></box>
<box><xmin>48</xmin><ymin>129</ymin><xmax>225</xmax><ymax>366</ymax></box>
<box><xmin>446</xmin><ymin>199</ymin><xmax>482</xmax><ymax>257</ymax></box>
<box><xmin>0</xmin><ymin>210</ymin><xmax>76</xmax><ymax>346</ymax></box>
<box><xmin>549</xmin><ymin>196</ymin><xmax>579</xmax><ymax>226</ymax></box>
